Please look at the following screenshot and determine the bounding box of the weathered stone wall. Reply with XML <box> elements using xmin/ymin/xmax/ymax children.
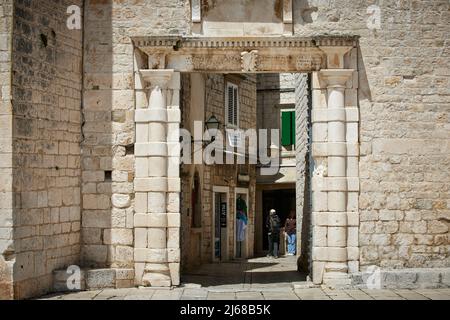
<box><xmin>291</xmin><ymin>0</ymin><xmax>449</xmax><ymax>270</ymax></box>
<box><xmin>10</xmin><ymin>0</ymin><xmax>83</xmax><ymax>298</ymax></box>
<box><xmin>0</xmin><ymin>0</ymin><xmax>13</xmax><ymax>300</ymax></box>
<box><xmin>81</xmin><ymin>0</ymin><xmax>190</xmax><ymax>270</ymax></box>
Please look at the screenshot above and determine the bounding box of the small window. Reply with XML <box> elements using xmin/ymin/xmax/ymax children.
<box><xmin>281</xmin><ymin>110</ymin><xmax>295</xmax><ymax>146</ymax></box>
<box><xmin>225</xmin><ymin>82</ymin><xmax>239</xmax><ymax>127</ymax></box>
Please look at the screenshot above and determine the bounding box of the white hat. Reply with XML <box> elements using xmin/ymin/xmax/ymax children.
<box><xmin>270</xmin><ymin>209</ymin><xmax>276</xmax><ymax>214</ymax></box>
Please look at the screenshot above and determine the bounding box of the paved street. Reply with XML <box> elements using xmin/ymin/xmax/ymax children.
<box><xmin>39</xmin><ymin>256</ymin><xmax>450</xmax><ymax>300</ymax></box>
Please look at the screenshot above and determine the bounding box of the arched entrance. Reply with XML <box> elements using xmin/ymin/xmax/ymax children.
<box><xmin>132</xmin><ymin>36</ymin><xmax>360</xmax><ymax>288</ymax></box>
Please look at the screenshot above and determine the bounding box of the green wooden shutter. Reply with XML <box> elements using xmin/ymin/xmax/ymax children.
<box><xmin>291</xmin><ymin>111</ymin><xmax>295</xmax><ymax>145</ymax></box>
<box><xmin>281</xmin><ymin>111</ymin><xmax>295</xmax><ymax>146</ymax></box>
<box><xmin>281</xmin><ymin>111</ymin><xmax>292</xmax><ymax>146</ymax></box>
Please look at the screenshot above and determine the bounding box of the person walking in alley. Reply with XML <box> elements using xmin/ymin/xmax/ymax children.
<box><xmin>266</xmin><ymin>209</ymin><xmax>281</xmax><ymax>258</ymax></box>
<box><xmin>284</xmin><ymin>210</ymin><xmax>297</xmax><ymax>255</ymax></box>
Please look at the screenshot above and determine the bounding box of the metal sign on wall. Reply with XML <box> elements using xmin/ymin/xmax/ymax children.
<box><xmin>220</xmin><ymin>202</ymin><xmax>227</xmax><ymax>227</ymax></box>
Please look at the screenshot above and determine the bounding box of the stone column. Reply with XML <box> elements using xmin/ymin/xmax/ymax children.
<box><xmin>134</xmin><ymin>69</ymin><xmax>181</xmax><ymax>287</ymax></box>
<box><xmin>311</xmin><ymin>46</ymin><xmax>358</xmax><ymax>287</ymax></box>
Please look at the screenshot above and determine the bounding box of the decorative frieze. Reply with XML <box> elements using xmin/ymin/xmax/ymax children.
<box><xmin>133</xmin><ymin>36</ymin><xmax>358</xmax><ymax>50</ymax></box>
<box><xmin>132</xmin><ymin>36</ymin><xmax>359</xmax><ymax>73</ymax></box>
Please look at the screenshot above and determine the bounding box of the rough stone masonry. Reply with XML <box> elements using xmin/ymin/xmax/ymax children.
<box><xmin>0</xmin><ymin>0</ymin><xmax>449</xmax><ymax>299</ymax></box>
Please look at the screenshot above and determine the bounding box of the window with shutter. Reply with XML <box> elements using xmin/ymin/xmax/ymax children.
<box><xmin>281</xmin><ymin>110</ymin><xmax>295</xmax><ymax>146</ymax></box>
<box><xmin>225</xmin><ymin>82</ymin><xmax>239</xmax><ymax>127</ymax></box>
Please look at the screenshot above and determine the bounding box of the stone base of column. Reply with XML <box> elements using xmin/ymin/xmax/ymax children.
<box><xmin>142</xmin><ymin>263</ymin><xmax>171</xmax><ymax>287</ymax></box>
<box><xmin>322</xmin><ymin>262</ymin><xmax>351</xmax><ymax>288</ymax></box>
<box><xmin>322</xmin><ymin>273</ymin><xmax>352</xmax><ymax>288</ymax></box>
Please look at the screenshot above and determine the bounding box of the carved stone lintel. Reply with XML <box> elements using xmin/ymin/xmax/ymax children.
<box><xmin>134</xmin><ymin>36</ymin><xmax>357</xmax><ymax>72</ymax></box>
<box><xmin>241</xmin><ymin>50</ymin><xmax>259</xmax><ymax>72</ymax></box>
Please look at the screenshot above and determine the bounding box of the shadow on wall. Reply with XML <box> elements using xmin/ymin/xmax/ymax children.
<box><xmin>10</xmin><ymin>0</ymin><xmax>85</xmax><ymax>299</ymax></box>
<box><xmin>81</xmin><ymin>1</ymin><xmax>116</xmax><ymax>271</ymax></box>
<box><xmin>202</xmin><ymin>0</ymin><xmax>285</xmax><ymax>23</ymax></box>
<box><xmin>296</xmin><ymin>0</ymin><xmax>319</xmax><ymax>24</ymax></box>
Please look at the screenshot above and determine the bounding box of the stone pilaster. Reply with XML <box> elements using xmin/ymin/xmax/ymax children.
<box><xmin>134</xmin><ymin>69</ymin><xmax>181</xmax><ymax>287</ymax></box>
<box><xmin>311</xmin><ymin>46</ymin><xmax>358</xmax><ymax>287</ymax></box>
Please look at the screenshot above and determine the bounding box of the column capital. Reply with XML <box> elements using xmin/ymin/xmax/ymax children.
<box><xmin>319</xmin><ymin>46</ymin><xmax>353</xmax><ymax>69</ymax></box>
<box><xmin>140</xmin><ymin>69</ymin><xmax>175</xmax><ymax>89</ymax></box>
<box><xmin>318</xmin><ymin>69</ymin><xmax>354</xmax><ymax>88</ymax></box>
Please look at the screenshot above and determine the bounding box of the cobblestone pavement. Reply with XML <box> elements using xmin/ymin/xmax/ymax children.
<box><xmin>39</xmin><ymin>257</ymin><xmax>450</xmax><ymax>300</ymax></box>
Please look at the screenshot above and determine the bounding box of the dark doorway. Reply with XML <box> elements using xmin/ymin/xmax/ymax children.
<box><xmin>262</xmin><ymin>188</ymin><xmax>295</xmax><ymax>251</ymax></box>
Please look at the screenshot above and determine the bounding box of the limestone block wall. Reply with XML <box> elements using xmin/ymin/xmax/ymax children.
<box><xmin>81</xmin><ymin>0</ymin><xmax>189</xmax><ymax>271</ymax></box>
<box><xmin>0</xmin><ymin>0</ymin><xmax>13</xmax><ymax>300</ymax></box>
<box><xmin>9</xmin><ymin>0</ymin><xmax>83</xmax><ymax>299</ymax></box>
<box><xmin>292</xmin><ymin>0</ymin><xmax>449</xmax><ymax>269</ymax></box>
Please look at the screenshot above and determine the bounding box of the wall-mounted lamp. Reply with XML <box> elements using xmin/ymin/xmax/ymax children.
<box><xmin>205</xmin><ymin>115</ymin><xmax>220</xmax><ymax>132</ymax></box>
<box><xmin>204</xmin><ymin>115</ymin><xmax>220</xmax><ymax>145</ymax></box>
<box><xmin>190</xmin><ymin>115</ymin><xmax>221</xmax><ymax>147</ymax></box>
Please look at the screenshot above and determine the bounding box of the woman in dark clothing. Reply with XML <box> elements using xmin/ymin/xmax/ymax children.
<box><xmin>266</xmin><ymin>209</ymin><xmax>281</xmax><ymax>258</ymax></box>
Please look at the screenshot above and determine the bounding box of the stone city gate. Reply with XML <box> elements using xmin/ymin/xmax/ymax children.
<box><xmin>132</xmin><ymin>36</ymin><xmax>360</xmax><ymax>287</ymax></box>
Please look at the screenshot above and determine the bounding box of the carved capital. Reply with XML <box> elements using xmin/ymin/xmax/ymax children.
<box><xmin>319</xmin><ymin>46</ymin><xmax>353</xmax><ymax>69</ymax></box>
<box><xmin>140</xmin><ymin>69</ymin><xmax>175</xmax><ymax>89</ymax></box>
<box><xmin>318</xmin><ymin>69</ymin><xmax>354</xmax><ymax>88</ymax></box>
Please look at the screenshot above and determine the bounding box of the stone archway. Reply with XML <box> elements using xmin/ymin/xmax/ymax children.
<box><xmin>132</xmin><ymin>36</ymin><xmax>360</xmax><ymax>287</ymax></box>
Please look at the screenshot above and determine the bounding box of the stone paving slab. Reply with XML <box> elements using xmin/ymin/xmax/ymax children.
<box><xmin>207</xmin><ymin>292</ymin><xmax>236</xmax><ymax>300</ymax></box>
<box><xmin>343</xmin><ymin>289</ymin><xmax>374</xmax><ymax>300</ymax></box>
<box><xmin>262</xmin><ymin>291</ymin><xmax>299</xmax><ymax>300</ymax></box>
<box><xmin>37</xmin><ymin>257</ymin><xmax>450</xmax><ymax>301</ymax></box>
<box><xmin>393</xmin><ymin>290</ymin><xmax>429</xmax><ymax>300</ymax></box>
<box><xmin>235</xmin><ymin>291</ymin><xmax>264</xmax><ymax>300</ymax></box>
<box><xmin>39</xmin><ymin>287</ymin><xmax>450</xmax><ymax>300</ymax></box>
